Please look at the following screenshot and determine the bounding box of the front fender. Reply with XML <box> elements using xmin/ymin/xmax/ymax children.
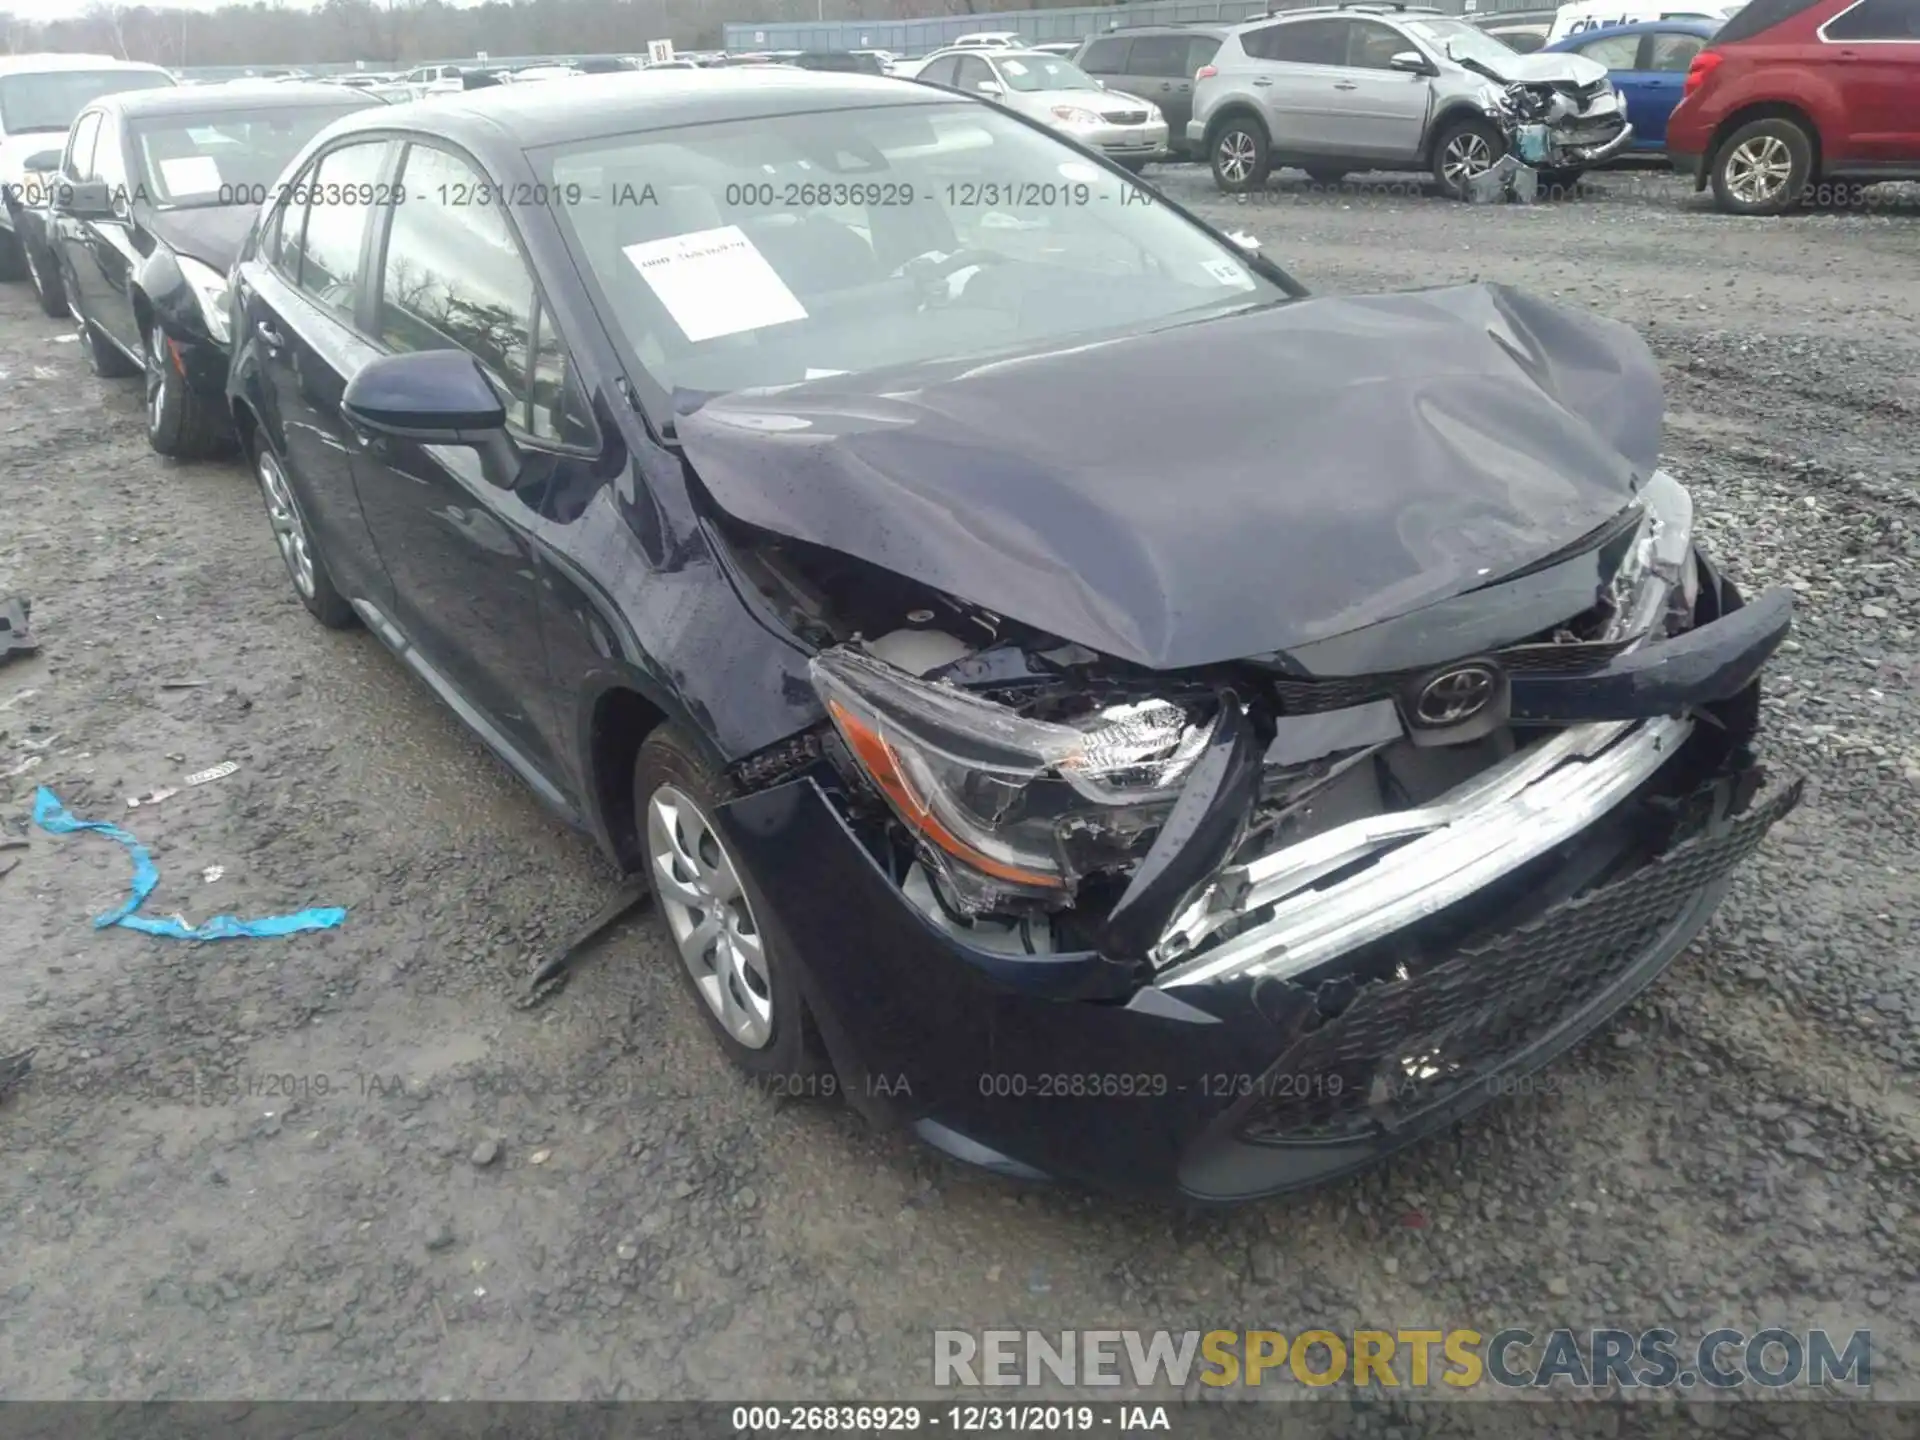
<box><xmin>137</xmin><ymin>248</ymin><xmax>213</xmax><ymax>347</ymax></box>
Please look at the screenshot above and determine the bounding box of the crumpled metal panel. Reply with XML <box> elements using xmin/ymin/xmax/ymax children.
<box><xmin>1234</xmin><ymin>772</ymin><xmax>1803</xmax><ymax>1146</ymax></box>
<box><xmin>678</xmin><ymin>282</ymin><xmax>1664</xmax><ymax>670</ymax></box>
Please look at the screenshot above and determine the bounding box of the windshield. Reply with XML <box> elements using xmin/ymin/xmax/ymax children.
<box><xmin>994</xmin><ymin>55</ymin><xmax>1099</xmax><ymax>92</ymax></box>
<box><xmin>1403</xmin><ymin>18</ymin><xmax>1529</xmax><ymax>66</ymax></box>
<box><xmin>0</xmin><ymin>70</ymin><xmax>173</xmax><ymax>134</ymax></box>
<box><xmin>546</xmin><ymin>100</ymin><xmax>1287</xmax><ymax>399</ymax></box>
<box><xmin>133</xmin><ymin>103</ymin><xmax>371</xmax><ymax>207</ymax></box>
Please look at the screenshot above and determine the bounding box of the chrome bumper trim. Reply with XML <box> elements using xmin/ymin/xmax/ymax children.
<box><xmin>1156</xmin><ymin>715</ymin><xmax>1694</xmax><ymax>989</ymax></box>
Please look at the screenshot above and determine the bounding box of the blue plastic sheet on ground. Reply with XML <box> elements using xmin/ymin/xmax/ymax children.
<box><xmin>31</xmin><ymin>786</ymin><xmax>346</xmax><ymax>940</ymax></box>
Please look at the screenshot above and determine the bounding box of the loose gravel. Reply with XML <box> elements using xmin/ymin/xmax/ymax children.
<box><xmin>1</xmin><ymin>166</ymin><xmax>1915</xmax><ymax>1416</ymax></box>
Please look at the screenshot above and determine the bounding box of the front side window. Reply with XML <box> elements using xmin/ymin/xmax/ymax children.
<box><xmin>546</xmin><ymin>100</ymin><xmax>1289</xmax><ymax>401</ymax></box>
<box><xmin>1348</xmin><ymin>20</ymin><xmax>1413</xmax><ymax>68</ymax></box>
<box><xmin>291</xmin><ymin>140</ymin><xmax>390</xmax><ymax>314</ymax></box>
<box><xmin>64</xmin><ymin>111</ymin><xmax>102</xmax><ymax>180</ymax></box>
<box><xmin>0</xmin><ymin>69</ymin><xmax>172</xmax><ymax>136</ymax></box>
<box><xmin>1823</xmin><ymin>0</ymin><xmax>1920</xmax><ymax>38</ymax></box>
<box><xmin>954</xmin><ymin>56</ymin><xmax>997</xmax><ymax>92</ymax></box>
<box><xmin>1647</xmin><ymin>31</ymin><xmax>1709</xmax><ymax>66</ymax></box>
<box><xmin>378</xmin><ymin>144</ymin><xmax>536</xmax><ymax>428</ymax></box>
<box><xmin>133</xmin><ymin>102</ymin><xmax>372</xmax><ymax>207</ymax></box>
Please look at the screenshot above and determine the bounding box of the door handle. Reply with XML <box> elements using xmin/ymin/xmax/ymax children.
<box><xmin>1333</xmin><ymin>81</ymin><xmax>1358</xmax><ymax>90</ymax></box>
<box><xmin>255</xmin><ymin>319</ymin><xmax>285</xmax><ymax>348</ymax></box>
<box><xmin>1253</xmin><ymin>76</ymin><xmax>1273</xmax><ymax>86</ymax></box>
<box><xmin>1836</xmin><ymin>48</ymin><xmax>1859</xmax><ymax>60</ymax></box>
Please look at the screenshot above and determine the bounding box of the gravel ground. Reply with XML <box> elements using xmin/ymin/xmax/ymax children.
<box><xmin>1</xmin><ymin>165</ymin><xmax>1916</xmax><ymax>1415</ymax></box>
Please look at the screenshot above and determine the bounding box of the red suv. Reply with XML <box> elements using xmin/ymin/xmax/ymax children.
<box><xmin>1667</xmin><ymin>0</ymin><xmax>1920</xmax><ymax>214</ymax></box>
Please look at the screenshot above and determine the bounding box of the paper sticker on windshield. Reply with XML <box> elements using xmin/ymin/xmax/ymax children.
<box><xmin>1001</xmin><ymin>59</ymin><xmax>1028</xmax><ymax>74</ymax></box>
<box><xmin>161</xmin><ymin>156</ymin><xmax>222</xmax><ymax>195</ymax></box>
<box><xmin>622</xmin><ymin>225</ymin><xmax>807</xmax><ymax>343</ymax></box>
<box><xmin>1204</xmin><ymin>258</ymin><xmax>1256</xmax><ymax>290</ymax></box>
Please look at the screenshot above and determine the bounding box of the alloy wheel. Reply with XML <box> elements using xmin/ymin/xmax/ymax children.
<box><xmin>1725</xmin><ymin>135</ymin><xmax>1792</xmax><ymax>207</ymax></box>
<box><xmin>646</xmin><ymin>783</ymin><xmax>773</xmax><ymax>1050</ymax></box>
<box><xmin>146</xmin><ymin>324</ymin><xmax>168</xmax><ymax>434</ymax></box>
<box><xmin>256</xmin><ymin>447</ymin><xmax>316</xmax><ymax>599</ymax></box>
<box><xmin>1441</xmin><ymin>132</ymin><xmax>1496</xmax><ymax>187</ymax></box>
<box><xmin>1216</xmin><ymin>130</ymin><xmax>1257</xmax><ymax>184</ymax></box>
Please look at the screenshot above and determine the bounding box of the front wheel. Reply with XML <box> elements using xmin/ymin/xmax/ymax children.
<box><xmin>0</xmin><ymin>227</ymin><xmax>25</xmax><ymax>282</ymax></box>
<box><xmin>1709</xmin><ymin>117</ymin><xmax>1812</xmax><ymax>217</ymax></box>
<box><xmin>1210</xmin><ymin>118</ymin><xmax>1271</xmax><ymax>194</ymax></box>
<box><xmin>146</xmin><ymin>323</ymin><xmax>229</xmax><ymax>459</ymax></box>
<box><xmin>1432</xmin><ymin>117</ymin><xmax>1505</xmax><ymax>201</ymax></box>
<box><xmin>636</xmin><ymin>726</ymin><xmax>827</xmax><ymax>1082</ymax></box>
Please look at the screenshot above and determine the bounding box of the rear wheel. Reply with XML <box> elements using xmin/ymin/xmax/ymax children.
<box><xmin>1210</xmin><ymin>117</ymin><xmax>1271</xmax><ymax>194</ymax></box>
<box><xmin>1432</xmin><ymin>117</ymin><xmax>1504</xmax><ymax>200</ymax></box>
<box><xmin>251</xmin><ymin>433</ymin><xmax>356</xmax><ymax>628</ymax></box>
<box><xmin>0</xmin><ymin>227</ymin><xmax>25</xmax><ymax>282</ymax></box>
<box><xmin>636</xmin><ymin>726</ymin><xmax>828</xmax><ymax>1081</ymax></box>
<box><xmin>145</xmin><ymin>323</ymin><xmax>229</xmax><ymax>459</ymax></box>
<box><xmin>1709</xmin><ymin>117</ymin><xmax>1812</xmax><ymax>217</ymax></box>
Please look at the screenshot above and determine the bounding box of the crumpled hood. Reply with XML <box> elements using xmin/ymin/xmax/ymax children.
<box><xmin>678</xmin><ymin>282</ymin><xmax>1663</xmax><ymax>671</ymax></box>
<box><xmin>1478</xmin><ymin>50</ymin><xmax>1610</xmax><ymax>87</ymax></box>
<box><xmin>142</xmin><ymin>204</ymin><xmax>255</xmax><ymax>273</ymax></box>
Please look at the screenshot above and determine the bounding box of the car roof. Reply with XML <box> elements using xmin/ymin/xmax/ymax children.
<box><xmin>96</xmin><ymin>81</ymin><xmax>376</xmax><ymax>117</ymax></box>
<box><xmin>335</xmin><ymin>69</ymin><xmax>952</xmax><ymax>152</ymax></box>
<box><xmin>0</xmin><ymin>53</ymin><xmax>173</xmax><ymax>76</ymax></box>
<box><xmin>1090</xmin><ymin>23</ymin><xmax>1228</xmax><ymax>36</ymax></box>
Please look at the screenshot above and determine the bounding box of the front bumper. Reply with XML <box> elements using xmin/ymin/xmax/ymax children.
<box><xmin>1073</xmin><ymin>117</ymin><xmax>1169</xmax><ymax>159</ymax></box>
<box><xmin>1549</xmin><ymin>118</ymin><xmax>1635</xmax><ymax>168</ymax></box>
<box><xmin>722</xmin><ymin>757</ymin><xmax>1797</xmax><ymax>1202</ymax></box>
<box><xmin>163</xmin><ymin>329</ymin><xmax>236</xmax><ymax>417</ymax></box>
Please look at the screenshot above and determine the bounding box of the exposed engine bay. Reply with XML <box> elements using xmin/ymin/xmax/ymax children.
<box><xmin>707</xmin><ymin>466</ymin><xmax>1786</xmax><ymax>1000</ymax></box>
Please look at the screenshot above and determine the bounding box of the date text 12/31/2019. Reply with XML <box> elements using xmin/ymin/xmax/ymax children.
<box><xmin>731</xmin><ymin>1405</ymin><xmax>1173</xmax><ymax>1433</ymax></box>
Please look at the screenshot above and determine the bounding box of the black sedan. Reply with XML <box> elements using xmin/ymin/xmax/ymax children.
<box><xmin>48</xmin><ymin>82</ymin><xmax>379</xmax><ymax>457</ymax></box>
<box><xmin>227</xmin><ymin>70</ymin><xmax>1798</xmax><ymax>1203</ymax></box>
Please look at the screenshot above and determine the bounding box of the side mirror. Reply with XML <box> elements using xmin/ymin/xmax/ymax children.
<box><xmin>342</xmin><ymin>350</ymin><xmax>521</xmax><ymax>486</ymax></box>
<box><xmin>1226</xmin><ymin>229</ymin><xmax>1261</xmax><ymax>253</ymax></box>
<box><xmin>23</xmin><ymin>150</ymin><xmax>60</xmax><ymax>173</ymax></box>
<box><xmin>1389</xmin><ymin>51</ymin><xmax>1434</xmax><ymax>74</ymax></box>
<box><xmin>60</xmin><ymin>179</ymin><xmax>113</xmax><ymax>217</ymax></box>
<box><xmin>976</xmin><ymin>79</ymin><xmax>1003</xmax><ymax>95</ymax></box>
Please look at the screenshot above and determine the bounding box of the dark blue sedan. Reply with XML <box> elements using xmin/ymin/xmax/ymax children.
<box><xmin>1542</xmin><ymin>19</ymin><xmax>1721</xmax><ymax>154</ymax></box>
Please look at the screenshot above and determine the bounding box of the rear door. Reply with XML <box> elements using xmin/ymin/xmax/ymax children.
<box><xmin>1638</xmin><ymin>29</ymin><xmax>1709</xmax><ymax>147</ymax></box>
<box><xmin>239</xmin><ymin>137</ymin><xmax>397</xmax><ymax>611</ymax></box>
<box><xmin>1241</xmin><ymin>19</ymin><xmax>1351</xmax><ymax>154</ymax></box>
<box><xmin>1120</xmin><ymin>35</ymin><xmax>1191</xmax><ymax>135</ymax></box>
<box><xmin>83</xmin><ymin>112</ymin><xmax>144</xmax><ymax>355</ymax></box>
<box><xmin>1819</xmin><ymin>0</ymin><xmax>1920</xmax><ymax>162</ymax></box>
<box><xmin>350</xmin><ymin>139</ymin><xmax>583</xmax><ymax>783</ymax></box>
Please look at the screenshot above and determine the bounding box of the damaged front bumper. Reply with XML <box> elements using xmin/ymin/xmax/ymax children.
<box><xmin>719</xmin><ymin>753</ymin><xmax>1799</xmax><ymax>1201</ymax></box>
<box><xmin>1549</xmin><ymin>119</ymin><xmax>1634</xmax><ymax>168</ymax></box>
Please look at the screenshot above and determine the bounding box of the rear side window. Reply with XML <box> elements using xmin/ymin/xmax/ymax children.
<box><xmin>1822</xmin><ymin>0</ymin><xmax>1920</xmax><ymax>37</ymax></box>
<box><xmin>1079</xmin><ymin>37</ymin><xmax>1131</xmax><ymax>71</ymax></box>
<box><xmin>1262</xmin><ymin>18</ymin><xmax>1351</xmax><ymax>64</ymax></box>
<box><xmin>1713</xmin><ymin>0</ymin><xmax>1827</xmax><ymax>41</ymax></box>
<box><xmin>1125</xmin><ymin>36</ymin><xmax>1188</xmax><ymax>75</ymax></box>
<box><xmin>291</xmin><ymin>140</ymin><xmax>389</xmax><ymax>315</ymax></box>
<box><xmin>1576</xmin><ymin>31</ymin><xmax>1646</xmax><ymax>65</ymax></box>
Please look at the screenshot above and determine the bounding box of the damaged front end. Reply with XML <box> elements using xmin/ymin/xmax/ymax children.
<box><xmin>710</xmin><ymin>471</ymin><xmax>1796</xmax><ymax>1194</ymax></box>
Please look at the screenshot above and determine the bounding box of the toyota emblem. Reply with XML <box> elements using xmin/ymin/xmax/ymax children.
<box><xmin>1415</xmin><ymin>664</ymin><xmax>1498</xmax><ymax>726</ymax></box>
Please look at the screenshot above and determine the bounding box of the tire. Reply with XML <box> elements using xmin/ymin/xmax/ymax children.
<box><xmin>0</xmin><ymin>226</ymin><xmax>25</xmax><ymax>282</ymax></box>
<box><xmin>635</xmin><ymin>725</ymin><xmax>827</xmax><ymax>1083</ymax></box>
<box><xmin>1709</xmin><ymin>117</ymin><xmax>1813</xmax><ymax>217</ymax></box>
<box><xmin>250</xmin><ymin>432</ymin><xmax>357</xmax><ymax>628</ymax></box>
<box><xmin>78</xmin><ymin>315</ymin><xmax>140</xmax><ymax>378</ymax></box>
<box><xmin>1114</xmin><ymin>157</ymin><xmax>1146</xmax><ymax>174</ymax></box>
<box><xmin>145</xmin><ymin>322</ymin><xmax>229</xmax><ymax>459</ymax></box>
<box><xmin>1432</xmin><ymin>116</ymin><xmax>1505</xmax><ymax>201</ymax></box>
<box><xmin>1209</xmin><ymin>115</ymin><xmax>1271</xmax><ymax>194</ymax></box>
<box><xmin>24</xmin><ymin>234</ymin><xmax>65</xmax><ymax>317</ymax></box>
<box><xmin>1305</xmin><ymin>167</ymin><xmax>1347</xmax><ymax>188</ymax></box>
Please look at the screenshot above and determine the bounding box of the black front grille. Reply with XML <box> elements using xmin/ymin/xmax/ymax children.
<box><xmin>1105</xmin><ymin>109</ymin><xmax>1151</xmax><ymax>125</ymax></box>
<box><xmin>1235</xmin><ymin>774</ymin><xmax>1803</xmax><ymax>1146</ymax></box>
<box><xmin>1269</xmin><ymin>635</ymin><xmax>1627</xmax><ymax>714</ymax></box>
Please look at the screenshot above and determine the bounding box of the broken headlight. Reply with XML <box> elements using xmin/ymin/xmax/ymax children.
<box><xmin>1606</xmin><ymin>469</ymin><xmax>1698</xmax><ymax>644</ymax></box>
<box><xmin>812</xmin><ymin>647</ymin><xmax>1212</xmax><ymax>912</ymax></box>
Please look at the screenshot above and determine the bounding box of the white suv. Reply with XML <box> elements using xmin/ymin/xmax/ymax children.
<box><xmin>0</xmin><ymin>53</ymin><xmax>174</xmax><ymax>283</ymax></box>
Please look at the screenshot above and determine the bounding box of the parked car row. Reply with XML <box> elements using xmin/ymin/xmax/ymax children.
<box><xmin>0</xmin><ymin>65</ymin><xmax>1797</xmax><ymax>1202</ymax></box>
